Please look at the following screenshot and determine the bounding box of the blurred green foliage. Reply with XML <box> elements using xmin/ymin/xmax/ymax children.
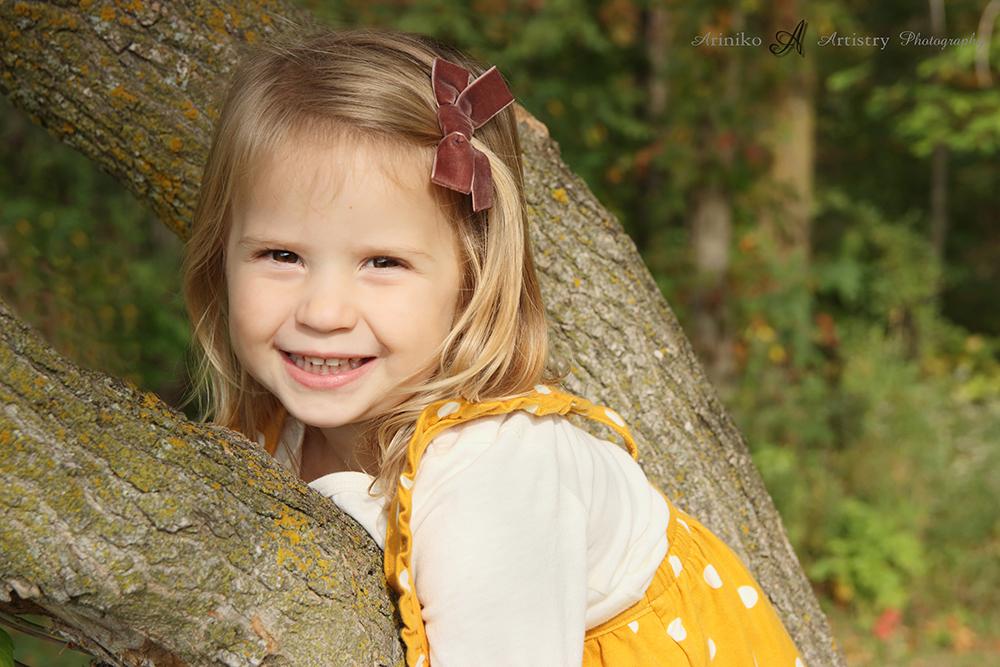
<box><xmin>0</xmin><ymin>619</ymin><xmax>88</xmax><ymax>667</ymax></box>
<box><xmin>0</xmin><ymin>98</ymin><xmax>189</xmax><ymax>405</ymax></box>
<box><xmin>0</xmin><ymin>628</ymin><xmax>13</xmax><ymax>667</ymax></box>
<box><xmin>2</xmin><ymin>0</ymin><xmax>999</xmax><ymax>660</ymax></box>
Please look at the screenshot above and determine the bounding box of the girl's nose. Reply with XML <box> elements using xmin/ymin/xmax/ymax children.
<box><xmin>295</xmin><ymin>279</ymin><xmax>358</xmax><ymax>333</ymax></box>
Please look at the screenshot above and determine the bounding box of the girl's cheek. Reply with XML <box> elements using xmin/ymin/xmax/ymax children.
<box><xmin>227</xmin><ymin>276</ymin><xmax>261</xmax><ymax>340</ymax></box>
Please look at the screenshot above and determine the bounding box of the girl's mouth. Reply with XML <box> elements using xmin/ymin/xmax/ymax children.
<box><xmin>286</xmin><ymin>353</ymin><xmax>373</xmax><ymax>375</ymax></box>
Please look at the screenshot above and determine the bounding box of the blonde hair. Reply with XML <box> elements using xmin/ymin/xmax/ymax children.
<box><xmin>183</xmin><ymin>28</ymin><xmax>553</xmax><ymax>497</ymax></box>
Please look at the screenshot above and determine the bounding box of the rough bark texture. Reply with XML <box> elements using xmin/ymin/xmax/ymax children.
<box><xmin>0</xmin><ymin>299</ymin><xmax>402</xmax><ymax>666</ymax></box>
<box><xmin>1</xmin><ymin>1</ymin><xmax>846</xmax><ymax>666</ymax></box>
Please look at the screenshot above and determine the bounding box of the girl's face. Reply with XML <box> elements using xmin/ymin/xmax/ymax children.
<box><xmin>225</xmin><ymin>137</ymin><xmax>462</xmax><ymax>443</ymax></box>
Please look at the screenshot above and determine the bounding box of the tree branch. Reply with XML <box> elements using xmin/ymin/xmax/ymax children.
<box><xmin>1</xmin><ymin>1</ymin><xmax>846</xmax><ymax>665</ymax></box>
<box><xmin>1</xmin><ymin>298</ymin><xmax>402</xmax><ymax>666</ymax></box>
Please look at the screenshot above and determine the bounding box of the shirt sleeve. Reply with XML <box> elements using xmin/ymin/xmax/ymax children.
<box><xmin>409</xmin><ymin>424</ymin><xmax>590</xmax><ymax>667</ymax></box>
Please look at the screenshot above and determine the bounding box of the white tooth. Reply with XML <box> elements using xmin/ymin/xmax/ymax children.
<box><xmin>307</xmin><ymin>356</ymin><xmax>323</xmax><ymax>365</ymax></box>
<box><xmin>326</xmin><ymin>358</ymin><xmax>342</xmax><ymax>367</ymax></box>
<box><xmin>350</xmin><ymin>358</ymin><xmax>362</xmax><ymax>370</ymax></box>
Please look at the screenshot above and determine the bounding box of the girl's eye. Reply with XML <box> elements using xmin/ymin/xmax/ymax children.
<box><xmin>367</xmin><ymin>257</ymin><xmax>401</xmax><ymax>269</ymax></box>
<box><xmin>267</xmin><ymin>250</ymin><xmax>300</xmax><ymax>264</ymax></box>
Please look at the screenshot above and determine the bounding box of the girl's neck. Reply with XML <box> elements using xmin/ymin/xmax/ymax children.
<box><xmin>299</xmin><ymin>423</ymin><xmax>376</xmax><ymax>482</ymax></box>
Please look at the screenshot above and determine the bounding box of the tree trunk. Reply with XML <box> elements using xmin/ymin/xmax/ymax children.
<box><xmin>688</xmin><ymin>186</ymin><xmax>735</xmax><ymax>388</ymax></box>
<box><xmin>929</xmin><ymin>0</ymin><xmax>948</xmax><ymax>265</ymax></box>
<box><xmin>0</xmin><ymin>2</ymin><xmax>846</xmax><ymax>666</ymax></box>
<box><xmin>759</xmin><ymin>0</ymin><xmax>815</xmax><ymax>262</ymax></box>
<box><xmin>766</xmin><ymin>88</ymin><xmax>814</xmax><ymax>258</ymax></box>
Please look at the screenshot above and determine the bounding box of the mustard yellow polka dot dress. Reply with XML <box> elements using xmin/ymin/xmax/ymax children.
<box><xmin>385</xmin><ymin>387</ymin><xmax>805</xmax><ymax>667</ymax></box>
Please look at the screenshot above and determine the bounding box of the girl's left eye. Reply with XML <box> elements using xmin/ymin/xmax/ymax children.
<box><xmin>367</xmin><ymin>257</ymin><xmax>401</xmax><ymax>269</ymax></box>
<box><xmin>266</xmin><ymin>250</ymin><xmax>301</xmax><ymax>264</ymax></box>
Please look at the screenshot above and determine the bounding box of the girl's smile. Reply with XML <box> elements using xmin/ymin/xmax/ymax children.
<box><xmin>224</xmin><ymin>135</ymin><xmax>462</xmax><ymax>469</ymax></box>
<box><xmin>282</xmin><ymin>351</ymin><xmax>374</xmax><ymax>389</ymax></box>
<box><xmin>286</xmin><ymin>353</ymin><xmax>370</xmax><ymax>375</ymax></box>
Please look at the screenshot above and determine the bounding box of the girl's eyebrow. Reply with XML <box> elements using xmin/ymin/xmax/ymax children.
<box><xmin>235</xmin><ymin>234</ymin><xmax>280</xmax><ymax>248</ymax></box>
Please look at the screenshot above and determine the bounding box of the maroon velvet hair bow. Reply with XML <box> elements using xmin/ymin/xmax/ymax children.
<box><xmin>430</xmin><ymin>58</ymin><xmax>515</xmax><ymax>212</ymax></box>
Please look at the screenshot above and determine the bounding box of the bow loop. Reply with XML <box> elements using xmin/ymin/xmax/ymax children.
<box><xmin>456</xmin><ymin>67</ymin><xmax>515</xmax><ymax>129</ymax></box>
<box><xmin>429</xmin><ymin>58</ymin><xmax>514</xmax><ymax>212</ymax></box>
<box><xmin>431</xmin><ymin>133</ymin><xmax>476</xmax><ymax>194</ymax></box>
<box><xmin>432</xmin><ymin>58</ymin><xmax>471</xmax><ymax>106</ymax></box>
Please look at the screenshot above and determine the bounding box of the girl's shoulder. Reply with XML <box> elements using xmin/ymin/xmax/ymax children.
<box><xmin>416</xmin><ymin>387</ymin><xmax>638</xmax><ymax>461</ymax></box>
<box><xmin>417</xmin><ymin>406</ymin><xmax>642</xmax><ymax>499</ymax></box>
<box><xmin>426</xmin><ymin>407</ymin><xmax>606</xmax><ymax>455</ymax></box>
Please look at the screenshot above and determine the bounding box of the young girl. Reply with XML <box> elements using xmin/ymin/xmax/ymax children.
<box><xmin>184</xmin><ymin>28</ymin><xmax>805</xmax><ymax>667</ymax></box>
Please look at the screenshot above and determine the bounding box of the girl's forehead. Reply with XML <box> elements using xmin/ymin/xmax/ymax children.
<box><xmin>238</xmin><ymin>132</ymin><xmax>437</xmax><ymax>215</ymax></box>
<box><xmin>274</xmin><ymin>131</ymin><xmax>430</xmax><ymax>183</ymax></box>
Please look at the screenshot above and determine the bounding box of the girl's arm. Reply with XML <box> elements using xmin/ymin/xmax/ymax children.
<box><xmin>410</xmin><ymin>424</ymin><xmax>590</xmax><ymax>666</ymax></box>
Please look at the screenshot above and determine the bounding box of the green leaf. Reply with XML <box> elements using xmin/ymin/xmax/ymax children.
<box><xmin>0</xmin><ymin>627</ymin><xmax>15</xmax><ymax>667</ymax></box>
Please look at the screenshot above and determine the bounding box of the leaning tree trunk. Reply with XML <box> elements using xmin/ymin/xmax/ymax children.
<box><xmin>0</xmin><ymin>1</ymin><xmax>846</xmax><ymax>666</ymax></box>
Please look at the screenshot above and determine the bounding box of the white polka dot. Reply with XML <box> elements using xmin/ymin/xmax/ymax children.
<box><xmin>669</xmin><ymin>555</ymin><xmax>683</xmax><ymax>577</ymax></box>
<box><xmin>534</xmin><ymin>384</ymin><xmax>552</xmax><ymax>394</ymax></box>
<box><xmin>399</xmin><ymin>474</ymin><xmax>414</xmax><ymax>490</ymax></box>
<box><xmin>524</xmin><ymin>404</ymin><xmax>539</xmax><ymax>414</ymax></box>
<box><xmin>795</xmin><ymin>659</ymin><xmax>804</xmax><ymax>667</ymax></box>
<box><xmin>628</xmin><ymin>620</ymin><xmax>639</xmax><ymax>634</ymax></box>
<box><xmin>678</xmin><ymin>518</ymin><xmax>691</xmax><ymax>534</ymax></box>
<box><xmin>667</xmin><ymin>617</ymin><xmax>687</xmax><ymax>642</ymax></box>
<box><xmin>604</xmin><ymin>408</ymin><xmax>625</xmax><ymax>426</ymax></box>
<box><xmin>703</xmin><ymin>564</ymin><xmax>723</xmax><ymax>589</ymax></box>
<box><xmin>709</xmin><ymin>638</ymin><xmax>717</xmax><ymax>660</ymax></box>
<box><xmin>437</xmin><ymin>401</ymin><xmax>460</xmax><ymax>419</ymax></box>
<box><xmin>398</xmin><ymin>568</ymin><xmax>410</xmax><ymax>592</ymax></box>
<box><xmin>415</xmin><ymin>655</ymin><xmax>426</xmax><ymax>667</ymax></box>
<box><xmin>739</xmin><ymin>585</ymin><xmax>759</xmax><ymax>608</ymax></box>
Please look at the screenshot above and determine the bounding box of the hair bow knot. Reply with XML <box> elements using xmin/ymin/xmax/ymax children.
<box><xmin>430</xmin><ymin>58</ymin><xmax>514</xmax><ymax>212</ymax></box>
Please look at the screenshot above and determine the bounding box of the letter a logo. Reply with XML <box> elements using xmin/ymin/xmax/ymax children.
<box><xmin>771</xmin><ymin>19</ymin><xmax>808</xmax><ymax>57</ymax></box>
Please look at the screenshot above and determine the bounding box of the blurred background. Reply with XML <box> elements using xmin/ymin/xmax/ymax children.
<box><xmin>1</xmin><ymin>1</ymin><xmax>998</xmax><ymax>665</ymax></box>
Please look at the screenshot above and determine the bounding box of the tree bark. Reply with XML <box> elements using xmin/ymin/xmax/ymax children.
<box><xmin>0</xmin><ymin>299</ymin><xmax>402</xmax><ymax>667</ymax></box>
<box><xmin>1</xmin><ymin>1</ymin><xmax>846</xmax><ymax>666</ymax></box>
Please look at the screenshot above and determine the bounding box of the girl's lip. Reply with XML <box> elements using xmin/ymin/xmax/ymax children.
<box><xmin>281</xmin><ymin>351</ymin><xmax>375</xmax><ymax>390</ymax></box>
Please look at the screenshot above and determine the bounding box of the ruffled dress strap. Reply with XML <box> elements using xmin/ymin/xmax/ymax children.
<box><xmin>383</xmin><ymin>386</ymin><xmax>638</xmax><ymax>667</ymax></box>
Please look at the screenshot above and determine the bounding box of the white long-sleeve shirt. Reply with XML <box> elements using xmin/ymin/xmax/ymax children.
<box><xmin>271</xmin><ymin>410</ymin><xmax>671</xmax><ymax>665</ymax></box>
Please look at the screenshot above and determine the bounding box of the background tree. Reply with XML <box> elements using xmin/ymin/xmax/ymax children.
<box><xmin>0</xmin><ymin>1</ymin><xmax>847</xmax><ymax>666</ymax></box>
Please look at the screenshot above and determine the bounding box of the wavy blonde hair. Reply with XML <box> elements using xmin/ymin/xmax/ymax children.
<box><xmin>183</xmin><ymin>28</ymin><xmax>553</xmax><ymax>498</ymax></box>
